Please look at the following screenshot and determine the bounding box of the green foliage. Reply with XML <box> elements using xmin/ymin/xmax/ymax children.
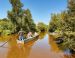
<box><xmin>0</xmin><ymin>19</ymin><xmax>14</xmax><ymax>35</ymax></box>
<box><xmin>0</xmin><ymin>19</ymin><xmax>13</xmax><ymax>30</ymax></box>
<box><xmin>37</xmin><ymin>22</ymin><xmax>47</xmax><ymax>32</ymax></box>
<box><xmin>59</xmin><ymin>32</ymin><xmax>75</xmax><ymax>50</ymax></box>
<box><xmin>2</xmin><ymin>30</ymin><xmax>11</xmax><ymax>35</ymax></box>
<box><xmin>48</xmin><ymin>14</ymin><xmax>57</xmax><ymax>32</ymax></box>
<box><xmin>23</xmin><ymin>9</ymin><xmax>36</xmax><ymax>33</ymax></box>
<box><xmin>60</xmin><ymin>0</ymin><xmax>75</xmax><ymax>50</ymax></box>
<box><xmin>8</xmin><ymin>0</ymin><xmax>36</xmax><ymax>33</ymax></box>
<box><xmin>48</xmin><ymin>0</ymin><xmax>75</xmax><ymax>51</ymax></box>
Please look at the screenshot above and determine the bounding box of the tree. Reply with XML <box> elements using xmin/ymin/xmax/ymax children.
<box><xmin>37</xmin><ymin>22</ymin><xmax>47</xmax><ymax>32</ymax></box>
<box><xmin>48</xmin><ymin>0</ymin><xmax>75</xmax><ymax>51</ymax></box>
<box><xmin>24</xmin><ymin>9</ymin><xmax>36</xmax><ymax>32</ymax></box>
<box><xmin>48</xmin><ymin>14</ymin><xmax>59</xmax><ymax>32</ymax></box>
<box><xmin>8</xmin><ymin>0</ymin><xmax>23</xmax><ymax>32</ymax></box>
<box><xmin>8</xmin><ymin>0</ymin><xmax>36</xmax><ymax>33</ymax></box>
<box><xmin>67</xmin><ymin>0</ymin><xmax>75</xmax><ymax>32</ymax></box>
<box><xmin>60</xmin><ymin>0</ymin><xmax>75</xmax><ymax>50</ymax></box>
<box><xmin>56</xmin><ymin>0</ymin><xmax>75</xmax><ymax>51</ymax></box>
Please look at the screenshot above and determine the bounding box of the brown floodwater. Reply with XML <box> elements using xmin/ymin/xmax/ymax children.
<box><xmin>0</xmin><ymin>33</ymin><xmax>75</xmax><ymax>58</ymax></box>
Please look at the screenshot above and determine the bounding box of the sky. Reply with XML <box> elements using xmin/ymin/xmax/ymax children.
<box><xmin>0</xmin><ymin>0</ymin><xmax>67</xmax><ymax>24</ymax></box>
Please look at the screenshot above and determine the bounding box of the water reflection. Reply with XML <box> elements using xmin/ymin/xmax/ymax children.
<box><xmin>48</xmin><ymin>35</ymin><xmax>75</xmax><ymax>58</ymax></box>
<box><xmin>7</xmin><ymin>44</ymin><xmax>31</xmax><ymax>58</ymax></box>
<box><xmin>0</xmin><ymin>35</ymin><xmax>10</xmax><ymax>42</ymax></box>
<box><xmin>0</xmin><ymin>33</ymin><xmax>75</xmax><ymax>58</ymax></box>
<box><xmin>39</xmin><ymin>32</ymin><xmax>46</xmax><ymax>40</ymax></box>
<box><xmin>48</xmin><ymin>35</ymin><xmax>66</xmax><ymax>58</ymax></box>
<box><xmin>7</xmin><ymin>35</ymin><xmax>39</xmax><ymax>58</ymax></box>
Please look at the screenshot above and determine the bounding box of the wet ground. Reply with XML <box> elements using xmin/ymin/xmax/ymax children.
<box><xmin>0</xmin><ymin>32</ymin><xmax>75</xmax><ymax>58</ymax></box>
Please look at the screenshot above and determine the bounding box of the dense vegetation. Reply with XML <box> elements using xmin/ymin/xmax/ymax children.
<box><xmin>8</xmin><ymin>0</ymin><xmax>36</xmax><ymax>33</ymax></box>
<box><xmin>48</xmin><ymin>0</ymin><xmax>75</xmax><ymax>52</ymax></box>
<box><xmin>0</xmin><ymin>0</ymin><xmax>47</xmax><ymax>35</ymax></box>
<box><xmin>37</xmin><ymin>22</ymin><xmax>47</xmax><ymax>32</ymax></box>
<box><xmin>0</xmin><ymin>0</ymin><xmax>75</xmax><ymax>53</ymax></box>
<box><xmin>0</xmin><ymin>18</ymin><xmax>14</xmax><ymax>35</ymax></box>
<box><xmin>0</xmin><ymin>0</ymin><xmax>37</xmax><ymax>35</ymax></box>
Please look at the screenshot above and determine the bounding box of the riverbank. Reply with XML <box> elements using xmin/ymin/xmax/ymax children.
<box><xmin>49</xmin><ymin>31</ymin><xmax>75</xmax><ymax>54</ymax></box>
<box><xmin>49</xmin><ymin>31</ymin><xmax>75</xmax><ymax>38</ymax></box>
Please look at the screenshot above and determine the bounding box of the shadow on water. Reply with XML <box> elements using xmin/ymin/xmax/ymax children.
<box><xmin>48</xmin><ymin>35</ymin><xmax>75</xmax><ymax>58</ymax></box>
<box><xmin>38</xmin><ymin>32</ymin><xmax>47</xmax><ymax>40</ymax></box>
<box><xmin>7</xmin><ymin>34</ymin><xmax>39</xmax><ymax>58</ymax></box>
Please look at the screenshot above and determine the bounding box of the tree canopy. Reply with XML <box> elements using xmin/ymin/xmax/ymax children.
<box><xmin>8</xmin><ymin>0</ymin><xmax>36</xmax><ymax>33</ymax></box>
<box><xmin>48</xmin><ymin>0</ymin><xmax>75</xmax><ymax>51</ymax></box>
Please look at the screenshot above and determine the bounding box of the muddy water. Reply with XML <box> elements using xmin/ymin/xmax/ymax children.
<box><xmin>0</xmin><ymin>33</ymin><xmax>74</xmax><ymax>58</ymax></box>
